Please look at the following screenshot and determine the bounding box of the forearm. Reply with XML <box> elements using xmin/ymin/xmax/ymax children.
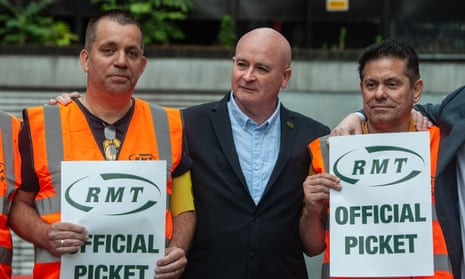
<box><xmin>170</xmin><ymin>211</ymin><xmax>195</xmax><ymax>252</ymax></box>
<box><xmin>299</xmin><ymin>207</ymin><xmax>326</xmax><ymax>257</ymax></box>
<box><xmin>9</xmin><ymin>190</ymin><xmax>50</xmax><ymax>249</ymax></box>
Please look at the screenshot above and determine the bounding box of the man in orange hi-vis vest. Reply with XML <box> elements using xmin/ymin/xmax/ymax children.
<box><xmin>8</xmin><ymin>10</ymin><xmax>195</xmax><ymax>279</ymax></box>
<box><xmin>0</xmin><ymin>112</ymin><xmax>21</xmax><ymax>278</ymax></box>
<box><xmin>300</xmin><ymin>39</ymin><xmax>453</xmax><ymax>278</ymax></box>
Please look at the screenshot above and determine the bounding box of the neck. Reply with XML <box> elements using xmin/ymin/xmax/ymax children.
<box><xmin>237</xmin><ymin>102</ymin><xmax>277</xmax><ymax>126</ymax></box>
<box><xmin>365</xmin><ymin>118</ymin><xmax>415</xmax><ymax>134</ymax></box>
<box><xmin>80</xmin><ymin>94</ymin><xmax>132</xmax><ymax>124</ymax></box>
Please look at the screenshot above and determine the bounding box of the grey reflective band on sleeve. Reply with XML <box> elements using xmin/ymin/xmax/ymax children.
<box><xmin>0</xmin><ymin>113</ymin><xmax>16</xmax><ymax>216</ymax></box>
<box><xmin>319</xmin><ymin>135</ymin><xmax>330</xmax><ymax>172</ymax></box>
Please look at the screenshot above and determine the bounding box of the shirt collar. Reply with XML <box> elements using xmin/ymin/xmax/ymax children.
<box><xmin>228</xmin><ymin>91</ymin><xmax>281</xmax><ymax>129</ymax></box>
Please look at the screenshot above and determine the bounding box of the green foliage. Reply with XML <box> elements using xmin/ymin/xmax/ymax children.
<box><xmin>91</xmin><ymin>0</ymin><xmax>193</xmax><ymax>45</ymax></box>
<box><xmin>338</xmin><ymin>26</ymin><xmax>347</xmax><ymax>50</ymax></box>
<box><xmin>217</xmin><ymin>14</ymin><xmax>236</xmax><ymax>48</ymax></box>
<box><xmin>321</xmin><ymin>26</ymin><xmax>347</xmax><ymax>50</ymax></box>
<box><xmin>0</xmin><ymin>0</ymin><xmax>78</xmax><ymax>46</ymax></box>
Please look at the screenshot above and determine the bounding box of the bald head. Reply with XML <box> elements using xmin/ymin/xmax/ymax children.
<box><xmin>231</xmin><ymin>27</ymin><xmax>293</xmax><ymax>124</ymax></box>
<box><xmin>236</xmin><ymin>27</ymin><xmax>292</xmax><ymax>69</ymax></box>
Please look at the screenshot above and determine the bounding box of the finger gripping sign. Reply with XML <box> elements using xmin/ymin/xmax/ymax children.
<box><xmin>61</xmin><ymin>161</ymin><xmax>166</xmax><ymax>279</ymax></box>
<box><xmin>329</xmin><ymin>132</ymin><xmax>433</xmax><ymax>277</ymax></box>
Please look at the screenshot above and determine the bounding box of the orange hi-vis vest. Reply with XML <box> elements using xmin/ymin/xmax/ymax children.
<box><xmin>309</xmin><ymin>123</ymin><xmax>454</xmax><ymax>279</ymax></box>
<box><xmin>25</xmin><ymin>99</ymin><xmax>184</xmax><ymax>279</ymax></box>
<box><xmin>0</xmin><ymin>112</ymin><xmax>21</xmax><ymax>279</ymax></box>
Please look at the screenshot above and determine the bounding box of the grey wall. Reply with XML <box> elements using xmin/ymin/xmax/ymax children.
<box><xmin>0</xmin><ymin>55</ymin><xmax>462</xmax><ymax>128</ymax></box>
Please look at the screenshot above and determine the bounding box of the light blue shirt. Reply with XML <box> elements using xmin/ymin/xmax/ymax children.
<box><xmin>227</xmin><ymin>92</ymin><xmax>281</xmax><ymax>205</ymax></box>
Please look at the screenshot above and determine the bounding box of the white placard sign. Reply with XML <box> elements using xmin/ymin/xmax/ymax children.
<box><xmin>60</xmin><ymin>160</ymin><xmax>166</xmax><ymax>279</ymax></box>
<box><xmin>329</xmin><ymin>132</ymin><xmax>433</xmax><ymax>277</ymax></box>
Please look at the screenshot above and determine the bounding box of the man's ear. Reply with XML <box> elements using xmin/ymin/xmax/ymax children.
<box><xmin>412</xmin><ymin>79</ymin><xmax>423</xmax><ymax>103</ymax></box>
<box><xmin>79</xmin><ymin>49</ymin><xmax>89</xmax><ymax>72</ymax></box>
<box><xmin>280</xmin><ymin>68</ymin><xmax>292</xmax><ymax>89</ymax></box>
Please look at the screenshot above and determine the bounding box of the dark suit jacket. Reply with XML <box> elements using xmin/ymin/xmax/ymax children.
<box><xmin>416</xmin><ymin>85</ymin><xmax>465</xmax><ymax>279</ymax></box>
<box><xmin>181</xmin><ymin>93</ymin><xmax>330</xmax><ymax>279</ymax></box>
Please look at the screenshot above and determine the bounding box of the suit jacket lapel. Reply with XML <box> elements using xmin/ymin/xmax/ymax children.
<box><xmin>210</xmin><ymin>94</ymin><xmax>248</xmax><ymax>188</ymax></box>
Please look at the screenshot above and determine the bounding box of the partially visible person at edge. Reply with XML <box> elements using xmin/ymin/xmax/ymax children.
<box><xmin>0</xmin><ymin>112</ymin><xmax>21</xmax><ymax>278</ymax></box>
<box><xmin>180</xmin><ymin>27</ymin><xmax>330</xmax><ymax>279</ymax></box>
<box><xmin>8</xmin><ymin>10</ymin><xmax>195</xmax><ymax>279</ymax></box>
<box><xmin>413</xmin><ymin>86</ymin><xmax>465</xmax><ymax>279</ymax></box>
<box><xmin>302</xmin><ymin>39</ymin><xmax>454</xmax><ymax>278</ymax></box>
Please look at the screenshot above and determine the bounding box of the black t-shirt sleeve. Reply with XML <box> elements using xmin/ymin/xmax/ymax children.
<box><xmin>19</xmin><ymin>110</ymin><xmax>40</xmax><ymax>193</ymax></box>
<box><xmin>171</xmin><ymin>132</ymin><xmax>191</xmax><ymax>178</ymax></box>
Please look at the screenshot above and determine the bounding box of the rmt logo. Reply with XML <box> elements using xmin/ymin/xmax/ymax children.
<box><xmin>65</xmin><ymin>173</ymin><xmax>162</xmax><ymax>216</ymax></box>
<box><xmin>333</xmin><ymin>146</ymin><xmax>426</xmax><ymax>187</ymax></box>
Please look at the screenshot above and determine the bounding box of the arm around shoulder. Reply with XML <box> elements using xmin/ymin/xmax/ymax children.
<box><xmin>330</xmin><ymin>112</ymin><xmax>364</xmax><ymax>136</ymax></box>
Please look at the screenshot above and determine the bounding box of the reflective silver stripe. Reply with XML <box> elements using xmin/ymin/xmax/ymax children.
<box><xmin>0</xmin><ymin>113</ymin><xmax>17</xmax><ymax>217</ymax></box>
<box><xmin>150</xmin><ymin>105</ymin><xmax>172</xmax><ymax>205</ymax></box>
<box><xmin>43</xmin><ymin>106</ymin><xmax>64</xmax><ymax>198</ymax></box>
<box><xmin>319</xmin><ymin>136</ymin><xmax>330</xmax><ymax>172</ymax></box>
<box><xmin>434</xmin><ymin>253</ymin><xmax>453</xmax><ymax>273</ymax></box>
<box><xmin>432</xmin><ymin>203</ymin><xmax>438</xmax><ymax>221</ymax></box>
<box><xmin>35</xmin><ymin>246</ymin><xmax>58</xmax><ymax>263</ymax></box>
<box><xmin>35</xmin><ymin>106</ymin><xmax>63</xmax><ymax>264</ymax></box>
<box><xmin>150</xmin><ymin>104</ymin><xmax>175</xmax><ymax>245</ymax></box>
<box><xmin>0</xmin><ymin>245</ymin><xmax>12</xmax><ymax>266</ymax></box>
<box><xmin>0</xmin><ymin>114</ymin><xmax>16</xmax><ymax>267</ymax></box>
<box><xmin>150</xmin><ymin>104</ymin><xmax>173</xmax><ymax>177</ymax></box>
<box><xmin>321</xmin><ymin>262</ymin><xmax>329</xmax><ymax>279</ymax></box>
<box><xmin>35</xmin><ymin>196</ymin><xmax>60</xmax><ymax>216</ymax></box>
<box><xmin>35</xmin><ymin>106</ymin><xmax>62</xmax><ymax>218</ymax></box>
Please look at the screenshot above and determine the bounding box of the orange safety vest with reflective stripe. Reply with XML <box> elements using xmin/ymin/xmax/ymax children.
<box><xmin>309</xmin><ymin>122</ymin><xmax>453</xmax><ymax>279</ymax></box>
<box><xmin>25</xmin><ymin>99</ymin><xmax>183</xmax><ymax>279</ymax></box>
<box><xmin>0</xmin><ymin>112</ymin><xmax>21</xmax><ymax>279</ymax></box>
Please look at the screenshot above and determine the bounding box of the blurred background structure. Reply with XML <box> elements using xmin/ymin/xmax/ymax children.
<box><xmin>1</xmin><ymin>0</ymin><xmax>465</xmax><ymax>278</ymax></box>
<box><xmin>1</xmin><ymin>0</ymin><xmax>465</xmax><ymax>50</ymax></box>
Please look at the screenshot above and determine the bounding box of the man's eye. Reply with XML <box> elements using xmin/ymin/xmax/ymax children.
<box><xmin>128</xmin><ymin>50</ymin><xmax>141</xmax><ymax>59</ymax></box>
<box><xmin>102</xmin><ymin>48</ymin><xmax>114</xmax><ymax>55</ymax></box>
<box><xmin>365</xmin><ymin>83</ymin><xmax>375</xmax><ymax>89</ymax></box>
<box><xmin>388</xmin><ymin>82</ymin><xmax>398</xmax><ymax>88</ymax></box>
